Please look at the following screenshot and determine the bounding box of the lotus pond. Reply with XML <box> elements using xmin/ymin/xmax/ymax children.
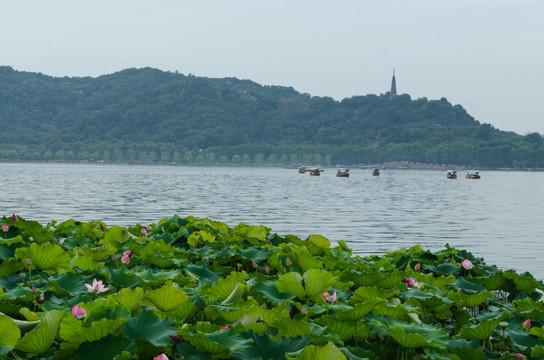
<box><xmin>1</xmin><ymin>214</ymin><xmax>544</xmax><ymax>360</ymax></box>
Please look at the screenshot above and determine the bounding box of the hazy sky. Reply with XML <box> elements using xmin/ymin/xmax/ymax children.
<box><xmin>1</xmin><ymin>0</ymin><xmax>542</xmax><ymax>135</ymax></box>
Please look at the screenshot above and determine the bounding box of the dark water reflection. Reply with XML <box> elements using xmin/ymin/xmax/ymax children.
<box><xmin>1</xmin><ymin>163</ymin><xmax>543</xmax><ymax>279</ymax></box>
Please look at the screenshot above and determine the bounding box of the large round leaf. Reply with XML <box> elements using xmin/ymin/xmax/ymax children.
<box><xmin>123</xmin><ymin>309</ymin><xmax>176</xmax><ymax>346</ymax></box>
<box><xmin>0</xmin><ymin>314</ymin><xmax>21</xmax><ymax>355</ymax></box>
<box><xmin>141</xmin><ymin>285</ymin><xmax>189</xmax><ymax>312</ymax></box>
<box><xmin>26</xmin><ymin>242</ymin><xmax>71</xmax><ymax>272</ymax></box>
<box><xmin>14</xmin><ymin>310</ymin><xmax>65</xmax><ymax>354</ymax></box>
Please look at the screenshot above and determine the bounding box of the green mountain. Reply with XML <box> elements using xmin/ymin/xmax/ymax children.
<box><xmin>0</xmin><ymin>66</ymin><xmax>542</xmax><ymax>167</ymax></box>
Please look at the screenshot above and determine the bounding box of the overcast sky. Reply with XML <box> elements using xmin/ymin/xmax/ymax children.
<box><xmin>1</xmin><ymin>0</ymin><xmax>542</xmax><ymax>135</ymax></box>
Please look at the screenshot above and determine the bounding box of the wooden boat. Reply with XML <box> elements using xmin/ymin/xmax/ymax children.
<box><xmin>447</xmin><ymin>170</ymin><xmax>457</xmax><ymax>179</ymax></box>
<box><xmin>336</xmin><ymin>169</ymin><xmax>350</xmax><ymax>177</ymax></box>
<box><xmin>466</xmin><ymin>171</ymin><xmax>481</xmax><ymax>179</ymax></box>
<box><xmin>309</xmin><ymin>169</ymin><xmax>323</xmax><ymax>176</ymax></box>
<box><xmin>372</xmin><ymin>168</ymin><xmax>380</xmax><ymax>176</ymax></box>
<box><xmin>298</xmin><ymin>167</ymin><xmax>309</xmax><ymax>173</ymax></box>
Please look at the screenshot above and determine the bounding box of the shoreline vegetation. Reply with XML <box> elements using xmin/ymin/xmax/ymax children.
<box><xmin>1</xmin><ymin>214</ymin><xmax>544</xmax><ymax>359</ymax></box>
<box><xmin>1</xmin><ymin>159</ymin><xmax>543</xmax><ymax>171</ymax></box>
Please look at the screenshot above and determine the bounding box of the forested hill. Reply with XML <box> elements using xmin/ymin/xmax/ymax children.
<box><xmin>0</xmin><ymin>66</ymin><xmax>542</xmax><ymax>167</ymax></box>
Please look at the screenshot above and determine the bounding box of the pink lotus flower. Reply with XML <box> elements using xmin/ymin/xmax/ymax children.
<box><xmin>331</xmin><ymin>291</ymin><xmax>337</xmax><ymax>303</ymax></box>
<box><xmin>72</xmin><ymin>305</ymin><xmax>87</xmax><ymax>320</ymax></box>
<box><xmin>252</xmin><ymin>260</ymin><xmax>258</xmax><ymax>268</ymax></box>
<box><xmin>405</xmin><ymin>278</ymin><xmax>416</xmax><ymax>288</ymax></box>
<box><xmin>84</xmin><ymin>278</ymin><xmax>109</xmax><ymax>294</ymax></box>
<box><xmin>461</xmin><ymin>259</ymin><xmax>473</xmax><ymax>270</ymax></box>
<box><xmin>59</xmin><ymin>237</ymin><xmax>66</xmax><ymax>245</ymax></box>
<box><xmin>414</xmin><ymin>263</ymin><xmax>421</xmax><ymax>271</ymax></box>
<box><xmin>12</xmin><ymin>213</ymin><xmax>18</xmax><ymax>222</ymax></box>
<box><xmin>522</xmin><ymin>318</ymin><xmax>531</xmax><ymax>330</ymax></box>
<box><xmin>301</xmin><ymin>306</ymin><xmax>308</xmax><ymax>315</ymax></box>
<box><xmin>153</xmin><ymin>354</ymin><xmax>169</xmax><ymax>360</ymax></box>
<box><xmin>123</xmin><ymin>250</ymin><xmax>132</xmax><ymax>257</ymax></box>
<box><xmin>121</xmin><ymin>253</ymin><xmax>130</xmax><ymax>264</ymax></box>
<box><xmin>265</xmin><ymin>265</ymin><xmax>270</xmax><ymax>274</ymax></box>
<box><xmin>285</xmin><ymin>257</ymin><xmax>292</xmax><ymax>266</ymax></box>
<box><xmin>26</xmin><ymin>258</ymin><xmax>32</xmax><ymax>266</ymax></box>
<box><xmin>323</xmin><ymin>291</ymin><xmax>331</xmax><ymax>302</ymax></box>
<box><xmin>38</xmin><ymin>293</ymin><xmax>45</xmax><ymax>302</ymax></box>
<box><xmin>220</xmin><ymin>325</ymin><xmax>231</xmax><ymax>332</ymax></box>
<box><xmin>147</xmin><ymin>225</ymin><xmax>152</xmax><ymax>231</ymax></box>
<box><xmin>516</xmin><ymin>354</ymin><xmax>527</xmax><ymax>360</ymax></box>
<box><xmin>2</xmin><ymin>223</ymin><xmax>8</xmax><ymax>232</ymax></box>
<box><xmin>141</xmin><ymin>228</ymin><xmax>148</xmax><ymax>236</ymax></box>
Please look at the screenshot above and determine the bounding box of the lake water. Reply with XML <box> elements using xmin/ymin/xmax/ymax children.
<box><xmin>1</xmin><ymin>163</ymin><xmax>543</xmax><ymax>280</ymax></box>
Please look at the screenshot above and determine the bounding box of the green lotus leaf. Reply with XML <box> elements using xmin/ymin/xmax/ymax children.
<box><xmin>21</xmin><ymin>242</ymin><xmax>71</xmax><ymax>273</ymax></box>
<box><xmin>175</xmin><ymin>341</ymin><xmax>214</xmax><ymax>360</ymax></box>
<box><xmin>387</xmin><ymin>322</ymin><xmax>448</xmax><ymax>350</ymax></box>
<box><xmin>207</xmin><ymin>271</ymin><xmax>249</xmax><ymax>303</ymax></box>
<box><xmin>15</xmin><ymin>310</ymin><xmax>65</xmax><ymax>354</ymax></box>
<box><xmin>254</xmin><ymin>281</ymin><xmax>295</xmax><ymax>306</ymax></box>
<box><xmin>103</xmin><ymin>226</ymin><xmax>131</xmax><ymax>250</ymax></box>
<box><xmin>141</xmin><ymin>285</ymin><xmax>189</xmax><ymax>312</ymax></box>
<box><xmin>233</xmin><ymin>223</ymin><xmax>270</xmax><ymax>241</ymax></box>
<box><xmin>72</xmin><ymin>334</ymin><xmax>136</xmax><ymax>360</ymax></box>
<box><xmin>531</xmin><ymin>345</ymin><xmax>544</xmax><ymax>357</ymax></box>
<box><xmin>188</xmin><ymin>230</ymin><xmax>215</xmax><ymax>247</ymax></box>
<box><xmin>317</xmin><ymin>317</ymin><xmax>370</xmax><ymax>342</ymax></box>
<box><xmin>459</xmin><ymin>317</ymin><xmax>502</xmax><ymax>341</ymax></box>
<box><xmin>288</xmin><ymin>246</ymin><xmax>324</xmax><ymax>273</ymax></box>
<box><xmin>237</xmin><ymin>247</ymin><xmax>270</xmax><ymax>262</ymax></box>
<box><xmin>19</xmin><ymin>307</ymin><xmax>40</xmax><ymax>321</ymax></box>
<box><xmin>0</xmin><ymin>244</ymin><xmax>12</xmax><ymax>259</ymax></box>
<box><xmin>0</xmin><ymin>314</ymin><xmax>21</xmax><ymax>355</ymax></box>
<box><xmin>372</xmin><ymin>302</ymin><xmax>409</xmax><ymax>319</ymax></box>
<box><xmin>231</xmin><ymin>333</ymin><xmax>311</xmax><ymax>360</ymax></box>
<box><xmin>85</xmin><ymin>304</ymin><xmax>131</xmax><ymax>325</ymax></box>
<box><xmin>276</xmin><ymin>272</ymin><xmax>307</xmax><ymax>300</ymax></box>
<box><xmin>286</xmin><ymin>342</ymin><xmax>346</xmax><ymax>360</ymax></box>
<box><xmin>184</xmin><ymin>264</ymin><xmax>222</xmax><ymax>284</ymax></box>
<box><xmin>0</xmin><ymin>234</ymin><xmax>25</xmax><ymax>246</ymax></box>
<box><xmin>511</xmin><ymin>272</ymin><xmax>539</xmax><ymax>293</ymax></box>
<box><xmin>71</xmin><ymin>254</ymin><xmax>105</xmax><ymax>272</ymax></box>
<box><xmin>272</xmin><ymin>317</ymin><xmax>312</xmax><ymax>339</ymax></box>
<box><xmin>110</xmin><ymin>287</ymin><xmax>144</xmax><ymax>314</ymax></box>
<box><xmin>308</xmin><ymin>234</ymin><xmax>330</xmax><ymax>250</ymax></box>
<box><xmin>352</xmin><ymin>286</ymin><xmax>398</xmax><ymax>303</ymax></box>
<box><xmin>76</xmin><ymin>247</ymin><xmax>112</xmax><ymax>262</ymax></box>
<box><xmin>479</xmin><ymin>271</ymin><xmax>508</xmax><ymax>291</ymax></box>
<box><xmin>450</xmin><ymin>277</ymin><xmax>485</xmax><ymax>293</ymax></box>
<box><xmin>335</xmin><ymin>298</ymin><xmax>386</xmax><ymax>321</ymax></box>
<box><xmin>0</xmin><ymin>258</ymin><xmax>25</xmax><ymax>277</ymax></box>
<box><xmin>304</xmin><ymin>269</ymin><xmax>336</xmax><ymax>303</ymax></box>
<box><xmin>50</xmin><ymin>272</ymin><xmax>94</xmax><ymax>295</ymax></box>
<box><xmin>123</xmin><ymin>309</ymin><xmax>176</xmax><ymax>347</ymax></box>
<box><xmin>447</xmin><ymin>339</ymin><xmax>488</xmax><ymax>360</ymax></box>
<box><xmin>417</xmin><ymin>274</ymin><xmax>455</xmax><ymax>289</ymax></box>
<box><xmin>454</xmin><ymin>289</ymin><xmax>494</xmax><ymax>308</ymax></box>
<box><xmin>58</xmin><ymin>318</ymin><xmax>127</xmax><ymax>357</ymax></box>
<box><xmin>378</xmin><ymin>270</ymin><xmax>405</xmax><ymax>289</ymax></box>
<box><xmin>185</xmin><ymin>332</ymin><xmax>231</xmax><ymax>357</ymax></box>
<box><xmin>341</xmin><ymin>271</ymin><xmax>381</xmax><ymax>287</ymax></box>
<box><xmin>233</xmin><ymin>304</ymin><xmax>289</xmax><ymax>334</ymax></box>
<box><xmin>109</xmin><ymin>267</ymin><xmax>142</xmax><ymax>288</ymax></box>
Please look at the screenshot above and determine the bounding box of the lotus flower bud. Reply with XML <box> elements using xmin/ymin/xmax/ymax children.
<box><xmin>285</xmin><ymin>257</ymin><xmax>292</xmax><ymax>266</ymax></box>
<box><xmin>323</xmin><ymin>291</ymin><xmax>331</xmax><ymax>302</ymax></box>
<box><xmin>331</xmin><ymin>291</ymin><xmax>337</xmax><ymax>303</ymax></box>
<box><xmin>461</xmin><ymin>259</ymin><xmax>473</xmax><ymax>270</ymax></box>
<box><xmin>265</xmin><ymin>265</ymin><xmax>270</xmax><ymax>274</ymax></box>
<box><xmin>12</xmin><ymin>213</ymin><xmax>18</xmax><ymax>222</ymax></box>
<box><xmin>72</xmin><ymin>305</ymin><xmax>87</xmax><ymax>320</ymax></box>
<box><xmin>252</xmin><ymin>260</ymin><xmax>258</xmax><ymax>268</ymax></box>
<box><xmin>405</xmin><ymin>278</ymin><xmax>416</xmax><ymax>288</ymax></box>
<box><xmin>121</xmin><ymin>254</ymin><xmax>130</xmax><ymax>264</ymax></box>
<box><xmin>414</xmin><ymin>263</ymin><xmax>421</xmax><ymax>271</ymax></box>
<box><xmin>153</xmin><ymin>354</ymin><xmax>169</xmax><ymax>360</ymax></box>
<box><xmin>301</xmin><ymin>306</ymin><xmax>308</xmax><ymax>315</ymax></box>
<box><xmin>515</xmin><ymin>354</ymin><xmax>527</xmax><ymax>360</ymax></box>
<box><xmin>1</xmin><ymin>223</ymin><xmax>8</xmax><ymax>232</ymax></box>
<box><xmin>141</xmin><ymin>228</ymin><xmax>148</xmax><ymax>236</ymax></box>
<box><xmin>26</xmin><ymin>258</ymin><xmax>32</xmax><ymax>266</ymax></box>
<box><xmin>522</xmin><ymin>318</ymin><xmax>531</xmax><ymax>330</ymax></box>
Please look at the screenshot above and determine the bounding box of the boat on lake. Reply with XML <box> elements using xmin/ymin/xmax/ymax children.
<box><xmin>309</xmin><ymin>169</ymin><xmax>323</xmax><ymax>176</ymax></box>
<box><xmin>466</xmin><ymin>171</ymin><xmax>481</xmax><ymax>179</ymax></box>
<box><xmin>372</xmin><ymin>168</ymin><xmax>380</xmax><ymax>176</ymax></box>
<box><xmin>298</xmin><ymin>167</ymin><xmax>309</xmax><ymax>173</ymax></box>
<box><xmin>447</xmin><ymin>170</ymin><xmax>457</xmax><ymax>179</ymax></box>
<box><xmin>336</xmin><ymin>169</ymin><xmax>350</xmax><ymax>177</ymax></box>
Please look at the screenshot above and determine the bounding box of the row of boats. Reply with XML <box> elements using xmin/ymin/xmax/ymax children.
<box><xmin>298</xmin><ymin>167</ymin><xmax>380</xmax><ymax>177</ymax></box>
<box><xmin>447</xmin><ymin>170</ymin><xmax>481</xmax><ymax>179</ymax></box>
<box><xmin>298</xmin><ymin>167</ymin><xmax>481</xmax><ymax>179</ymax></box>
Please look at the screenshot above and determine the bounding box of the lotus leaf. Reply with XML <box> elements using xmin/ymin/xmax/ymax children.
<box><xmin>387</xmin><ymin>322</ymin><xmax>448</xmax><ymax>350</ymax></box>
<box><xmin>286</xmin><ymin>342</ymin><xmax>346</xmax><ymax>360</ymax></box>
<box><xmin>277</xmin><ymin>269</ymin><xmax>335</xmax><ymax>303</ymax></box>
<box><xmin>0</xmin><ymin>314</ymin><xmax>21</xmax><ymax>355</ymax></box>
<box><xmin>207</xmin><ymin>271</ymin><xmax>249</xmax><ymax>303</ymax></box>
<box><xmin>453</xmin><ymin>289</ymin><xmax>494</xmax><ymax>308</ymax></box>
<box><xmin>459</xmin><ymin>317</ymin><xmax>502</xmax><ymax>341</ymax></box>
<box><xmin>531</xmin><ymin>345</ymin><xmax>544</xmax><ymax>357</ymax></box>
<box><xmin>335</xmin><ymin>298</ymin><xmax>386</xmax><ymax>321</ymax></box>
<box><xmin>308</xmin><ymin>234</ymin><xmax>330</xmax><ymax>250</ymax></box>
<box><xmin>58</xmin><ymin>318</ymin><xmax>127</xmax><ymax>357</ymax></box>
<box><xmin>72</xmin><ymin>334</ymin><xmax>136</xmax><ymax>360</ymax></box>
<box><xmin>288</xmin><ymin>246</ymin><xmax>323</xmax><ymax>273</ymax></box>
<box><xmin>234</xmin><ymin>223</ymin><xmax>270</xmax><ymax>241</ymax></box>
<box><xmin>123</xmin><ymin>309</ymin><xmax>176</xmax><ymax>346</ymax></box>
<box><xmin>103</xmin><ymin>226</ymin><xmax>131</xmax><ymax>249</ymax></box>
<box><xmin>0</xmin><ymin>258</ymin><xmax>24</xmax><ymax>277</ymax></box>
<box><xmin>72</xmin><ymin>254</ymin><xmax>105</xmax><ymax>272</ymax></box>
<box><xmin>19</xmin><ymin>242</ymin><xmax>71</xmax><ymax>273</ymax></box>
<box><xmin>231</xmin><ymin>334</ymin><xmax>311</xmax><ymax>360</ymax></box>
<box><xmin>254</xmin><ymin>280</ymin><xmax>295</xmax><ymax>306</ymax></box>
<box><xmin>141</xmin><ymin>285</ymin><xmax>189</xmax><ymax>312</ymax></box>
<box><xmin>14</xmin><ymin>310</ymin><xmax>65</xmax><ymax>354</ymax></box>
<box><xmin>110</xmin><ymin>287</ymin><xmax>145</xmax><ymax>314</ymax></box>
<box><xmin>109</xmin><ymin>267</ymin><xmax>142</xmax><ymax>288</ymax></box>
<box><xmin>272</xmin><ymin>317</ymin><xmax>312</xmax><ymax>339</ymax></box>
<box><xmin>188</xmin><ymin>230</ymin><xmax>215</xmax><ymax>247</ymax></box>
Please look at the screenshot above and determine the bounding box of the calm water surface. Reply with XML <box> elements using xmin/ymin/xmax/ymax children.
<box><xmin>1</xmin><ymin>163</ymin><xmax>543</xmax><ymax>279</ymax></box>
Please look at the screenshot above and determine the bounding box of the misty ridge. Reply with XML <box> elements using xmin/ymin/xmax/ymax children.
<box><xmin>0</xmin><ymin>66</ymin><xmax>542</xmax><ymax>168</ymax></box>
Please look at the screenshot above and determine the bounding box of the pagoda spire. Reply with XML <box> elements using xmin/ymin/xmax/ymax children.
<box><xmin>390</xmin><ymin>69</ymin><xmax>397</xmax><ymax>99</ymax></box>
